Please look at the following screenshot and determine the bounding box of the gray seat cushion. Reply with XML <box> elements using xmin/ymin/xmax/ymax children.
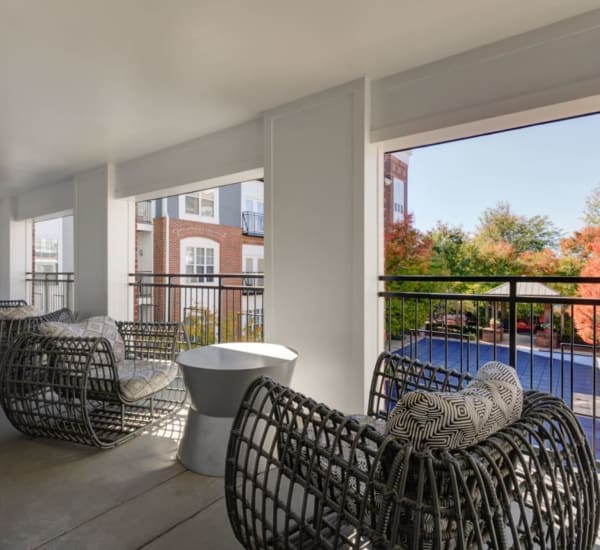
<box><xmin>117</xmin><ymin>359</ymin><xmax>178</xmax><ymax>401</ymax></box>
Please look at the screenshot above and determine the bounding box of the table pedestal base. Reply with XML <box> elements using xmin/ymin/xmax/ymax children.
<box><xmin>177</xmin><ymin>407</ymin><xmax>233</xmax><ymax>476</ymax></box>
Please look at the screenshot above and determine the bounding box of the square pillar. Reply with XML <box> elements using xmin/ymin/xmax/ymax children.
<box><xmin>73</xmin><ymin>165</ymin><xmax>135</xmax><ymax>320</ymax></box>
<box><xmin>0</xmin><ymin>198</ymin><xmax>28</xmax><ymax>301</ymax></box>
<box><xmin>264</xmin><ymin>79</ymin><xmax>380</xmax><ymax>412</ymax></box>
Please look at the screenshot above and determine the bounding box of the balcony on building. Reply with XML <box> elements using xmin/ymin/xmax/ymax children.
<box><xmin>241</xmin><ymin>211</ymin><xmax>264</xmax><ymax>237</ymax></box>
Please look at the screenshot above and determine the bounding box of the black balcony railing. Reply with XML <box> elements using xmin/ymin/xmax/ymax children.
<box><xmin>136</xmin><ymin>200</ymin><xmax>152</xmax><ymax>224</ymax></box>
<box><xmin>26</xmin><ymin>272</ymin><xmax>75</xmax><ymax>314</ymax></box>
<box><xmin>241</xmin><ymin>211</ymin><xmax>264</xmax><ymax>236</ymax></box>
<box><xmin>379</xmin><ymin>274</ymin><xmax>600</xmax><ymax>461</ymax></box>
<box><xmin>129</xmin><ymin>272</ymin><xmax>264</xmax><ymax>345</ymax></box>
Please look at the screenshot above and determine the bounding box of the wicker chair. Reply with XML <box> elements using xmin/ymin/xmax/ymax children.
<box><xmin>0</xmin><ymin>321</ymin><xmax>189</xmax><ymax>448</ymax></box>
<box><xmin>225</xmin><ymin>353</ymin><xmax>600</xmax><ymax>549</ymax></box>
<box><xmin>0</xmin><ymin>307</ymin><xmax>75</xmax><ymax>355</ymax></box>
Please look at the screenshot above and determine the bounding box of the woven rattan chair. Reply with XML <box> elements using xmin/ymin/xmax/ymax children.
<box><xmin>225</xmin><ymin>353</ymin><xmax>600</xmax><ymax>549</ymax></box>
<box><xmin>0</xmin><ymin>299</ymin><xmax>28</xmax><ymax>309</ymax></box>
<box><xmin>0</xmin><ymin>307</ymin><xmax>75</xmax><ymax>355</ymax></box>
<box><xmin>0</xmin><ymin>321</ymin><xmax>189</xmax><ymax>448</ymax></box>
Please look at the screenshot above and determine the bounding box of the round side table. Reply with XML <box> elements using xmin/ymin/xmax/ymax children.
<box><xmin>176</xmin><ymin>342</ymin><xmax>297</xmax><ymax>476</ymax></box>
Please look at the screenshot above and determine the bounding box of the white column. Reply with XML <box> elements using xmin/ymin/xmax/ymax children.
<box><xmin>73</xmin><ymin>165</ymin><xmax>135</xmax><ymax>320</ymax></box>
<box><xmin>264</xmin><ymin>79</ymin><xmax>380</xmax><ymax>413</ymax></box>
<box><xmin>0</xmin><ymin>197</ymin><xmax>28</xmax><ymax>301</ymax></box>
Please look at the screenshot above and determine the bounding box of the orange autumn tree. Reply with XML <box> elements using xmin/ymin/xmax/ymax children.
<box><xmin>573</xmin><ymin>241</ymin><xmax>600</xmax><ymax>344</ymax></box>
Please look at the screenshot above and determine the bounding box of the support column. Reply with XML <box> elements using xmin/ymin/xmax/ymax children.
<box><xmin>73</xmin><ymin>165</ymin><xmax>135</xmax><ymax>320</ymax></box>
<box><xmin>0</xmin><ymin>197</ymin><xmax>28</xmax><ymax>301</ymax></box>
<box><xmin>264</xmin><ymin>79</ymin><xmax>380</xmax><ymax>413</ymax></box>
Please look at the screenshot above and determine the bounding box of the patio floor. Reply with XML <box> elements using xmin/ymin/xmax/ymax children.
<box><xmin>1</xmin><ymin>393</ymin><xmax>598</xmax><ymax>549</ymax></box>
<box><xmin>0</xmin><ymin>407</ymin><xmax>242</xmax><ymax>550</ymax></box>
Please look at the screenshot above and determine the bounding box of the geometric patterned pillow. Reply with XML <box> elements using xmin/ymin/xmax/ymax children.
<box><xmin>116</xmin><ymin>359</ymin><xmax>178</xmax><ymax>401</ymax></box>
<box><xmin>385</xmin><ymin>361</ymin><xmax>523</xmax><ymax>450</ymax></box>
<box><xmin>0</xmin><ymin>305</ymin><xmax>42</xmax><ymax>320</ymax></box>
<box><xmin>39</xmin><ymin>316</ymin><xmax>126</xmax><ymax>363</ymax></box>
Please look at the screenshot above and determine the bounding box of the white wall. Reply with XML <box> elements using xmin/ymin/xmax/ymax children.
<box><xmin>371</xmin><ymin>9</ymin><xmax>600</xmax><ymax>143</ymax></box>
<box><xmin>16</xmin><ymin>179</ymin><xmax>74</xmax><ymax>221</ymax></box>
<box><xmin>116</xmin><ymin>118</ymin><xmax>264</xmax><ymax>199</ymax></box>
<box><xmin>0</xmin><ymin>198</ymin><xmax>28</xmax><ymax>300</ymax></box>
<box><xmin>264</xmin><ymin>79</ymin><xmax>378</xmax><ymax>412</ymax></box>
<box><xmin>73</xmin><ymin>165</ymin><xmax>134</xmax><ymax>320</ymax></box>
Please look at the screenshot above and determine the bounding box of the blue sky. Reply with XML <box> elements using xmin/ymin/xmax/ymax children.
<box><xmin>407</xmin><ymin>113</ymin><xmax>600</xmax><ymax>237</ymax></box>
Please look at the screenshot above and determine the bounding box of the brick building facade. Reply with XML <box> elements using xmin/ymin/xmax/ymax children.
<box><xmin>383</xmin><ymin>151</ymin><xmax>411</xmax><ymax>236</ymax></box>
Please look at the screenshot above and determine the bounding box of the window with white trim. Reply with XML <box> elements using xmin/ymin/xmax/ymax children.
<box><xmin>185</xmin><ymin>190</ymin><xmax>216</xmax><ymax>217</ymax></box>
<box><xmin>181</xmin><ymin>237</ymin><xmax>219</xmax><ymax>284</ymax></box>
<box><xmin>185</xmin><ymin>247</ymin><xmax>215</xmax><ymax>283</ymax></box>
<box><xmin>180</xmin><ymin>189</ymin><xmax>219</xmax><ymax>223</ymax></box>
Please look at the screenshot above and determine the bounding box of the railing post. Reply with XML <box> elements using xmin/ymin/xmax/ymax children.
<box><xmin>509</xmin><ymin>279</ymin><xmax>517</xmax><ymax>368</ymax></box>
<box><xmin>217</xmin><ymin>275</ymin><xmax>223</xmax><ymax>343</ymax></box>
<box><xmin>166</xmin><ymin>275</ymin><xmax>172</xmax><ymax>323</ymax></box>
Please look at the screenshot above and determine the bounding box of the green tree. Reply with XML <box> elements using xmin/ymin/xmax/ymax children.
<box><xmin>429</xmin><ymin>223</ymin><xmax>475</xmax><ymax>276</ymax></box>
<box><xmin>476</xmin><ymin>201</ymin><xmax>562</xmax><ymax>253</ymax></box>
<box><xmin>582</xmin><ymin>183</ymin><xmax>600</xmax><ymax>226</ymax></box>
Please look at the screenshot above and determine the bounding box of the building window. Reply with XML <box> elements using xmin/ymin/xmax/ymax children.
<box><xmin>393</xmin><ymin>178</ymin><xmax>405</xmax><ymax>222</ymax></box>
<box><xmin>185</xmin><ymin>190</ymin><xmax>216</xmax><ymax>217</ymax></box>
<box><xmin>243</xmin><ymin>245</ymin><xmax>264</xmax><ymax>287</ymax></box>
<box><xmin>185</xmin><ymin>246</ymin><xmax>215</xmax><ymax>283</ymax></box>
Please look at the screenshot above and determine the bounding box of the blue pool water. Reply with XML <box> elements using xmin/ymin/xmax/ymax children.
<box><xmin>393</xmin><ymin>337</ymin><xmax>600</xmax><ymax>457</ymax></box>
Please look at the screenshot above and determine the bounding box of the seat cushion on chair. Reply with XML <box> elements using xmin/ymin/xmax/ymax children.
<box><xmin>40</xmin><ymin>316</ymin><xmax>126</xmax><ymax>363</ymax></box>
<box><xmin>0</xmin><ymin>305</ymin><xmax>42</xmax><ymax>319</ymax></box>
<box><xmin>116</xmin><ymin>359</ymin><xmax>178</xmax><ymax>401</ymax></box>
<box><xmin>385</xmin><ymin>361</ymin><xmax>523</xmax><ymax>450</ymax></box>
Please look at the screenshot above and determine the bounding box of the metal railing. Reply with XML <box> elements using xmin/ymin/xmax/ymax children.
<box><xmin>136</xmin><ymin>200</ymin><xmax>153</xmax><ymax>224</ymax></box>
<box><xmin>26</xmin><ymin>272</ymin><xmax>75</xmax><ymax>314</ymax></box>
<box><xmin>379</xmin><ymin>274</ymin><xmax>600</xmax><ymax>460</ymax></box>
<box><xmin>241</xmin><ymin>211</ymin><xmax>264</xmax><ymax>236</ymax></box>
<box><xmin>129</xmin><ymin>272</ymin><xmax>264</xmax><ymax>345</ymax></box>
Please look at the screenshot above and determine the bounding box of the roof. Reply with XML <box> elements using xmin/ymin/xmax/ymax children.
<box><xmin>484</xmin><ymin>282</ymin><xmax>560</xmax><ymax>297</ymax></box>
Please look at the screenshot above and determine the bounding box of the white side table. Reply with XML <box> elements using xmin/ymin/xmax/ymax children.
<box><xmin>176</xmin><ymin>342</ymin><xmax>297</xmax><ymax>476</ymax></box>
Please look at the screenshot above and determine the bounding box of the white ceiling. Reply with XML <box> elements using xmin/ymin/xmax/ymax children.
<box><xmin>2</xmin><ymin>0</ymin><xmax>600</xmax><ymax>197</ymax></box>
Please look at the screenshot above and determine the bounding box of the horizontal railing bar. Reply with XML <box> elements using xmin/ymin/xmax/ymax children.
<box><xmin>129</xmin><ymin>272</ymin><xmax>263</xmax><ymax>279</ymax></box>
<box><xmin>379</xmin><ymin>291</ymin><xmax>600</xmax><ymax>306</ymax></box>
<box><xmin>380</xmin><ymin>274</ymin><xmax>600</xmax><ymax>284</ymax></box>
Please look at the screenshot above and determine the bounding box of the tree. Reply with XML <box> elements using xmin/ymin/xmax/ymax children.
<box><xmin>573</xmin><ymin>242</ymin><xmax>600</xmax><ymax>344</ymax></box>
<box><xmin>385</xmin><ymin>214</ymin><xmax>432</xmax><ymax>275</ymax></box>
<box><xmin>582</xmin><ymin>183</ymin><xmax>600</xmax><ymax>226</ymax></box>
<box><xmin>560</xmin><ymin>225</ymin><xmax>600</xmax><ymax>260</ymax></box>
<box><xmin>384</xmin><ymin>215</ymin><xmax>434</xmax><ymax>336</ymax></box>
<box><xmin>428</xmin><ymin>223</ymin><xmax>475</xmax><ymax>276</ymax></box>
<box><xmin>475</xmin><ymin>201</ymin><xmax>562</xmax><ymax>253</ymax></box>
<box><xmin>517</xmin><ymin>249</ymin><xmax>559</xmax><ymax>276</ymax></box>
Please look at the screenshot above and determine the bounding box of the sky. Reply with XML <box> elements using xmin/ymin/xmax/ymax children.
<box><xmin>407</xmin><ymin>112</ymin><xmax>600</xmax><ymax>238</ymax></box>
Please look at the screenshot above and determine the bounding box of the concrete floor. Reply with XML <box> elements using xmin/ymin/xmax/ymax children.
<box><xmin>0</xmin><ymin>407</ymin><xmax>242</xmax><ymax>550</ymax></box>
<box><xmin>1</xmin><ymin>405</ymin><xmax>598</xmax><ymax>549</ymax></box>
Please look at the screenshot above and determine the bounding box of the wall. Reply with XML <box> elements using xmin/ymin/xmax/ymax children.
<box><xmin>116</xmin><ymin>118</ymin><xmax>264</xmax><ymax>199</ymax></box>
<box><xmin>371</xmin><ymin>10</ymin><xmax>600</xmax><ymax>143</ymax></box>
<box><xmin>264</xmin><ymin>79</ymin><xmax>377</xmax><ymax>412</ymax></box>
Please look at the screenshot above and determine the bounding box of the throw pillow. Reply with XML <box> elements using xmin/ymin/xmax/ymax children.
<box><xmin>385</xmin><ymin>361</ymin><xmax>523</xmax><ymax>450</ymax></box>
<box><xmin>40</xmin><ymin>316</ymin><xmax>126</xmax><ymax>363</ymax></box>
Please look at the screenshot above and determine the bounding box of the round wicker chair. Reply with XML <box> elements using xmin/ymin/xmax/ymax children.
<box><xmin>0</xmin><ymin>321</ymin><xmax>189</xmax><ymax>448</ymax></box>
<box><xmin>225</xmin><ymin>353</ymin><xmax>600</xmax><ymax>549</ymax></box>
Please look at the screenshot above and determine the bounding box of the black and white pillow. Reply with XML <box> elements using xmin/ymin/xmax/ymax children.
<box><xmin>385</xmin><ymin>361</ymin><xmax>523</xmax><ymax>450</ymax></box>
